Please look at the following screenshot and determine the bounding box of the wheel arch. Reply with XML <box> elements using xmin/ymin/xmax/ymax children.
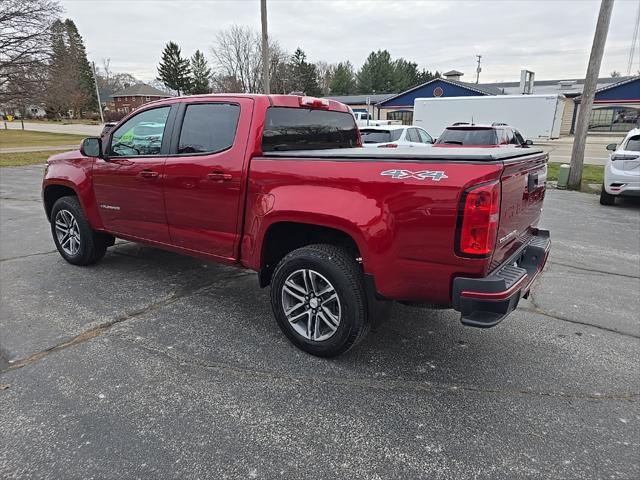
<box><xmin>257</xmin><ymin>221</ymin><xmax>364</xmax><ymax>288</ymax></box>
<box><xmin>43</xmin><ymin>183</ymin><xmax>79</xmax><ymax>220</ymax></box>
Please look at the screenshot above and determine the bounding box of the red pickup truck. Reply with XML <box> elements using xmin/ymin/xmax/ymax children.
<box><xmin>42</xmin><ymin>94</ymin><xmax>550</xmax><ymax>357</ymax></box>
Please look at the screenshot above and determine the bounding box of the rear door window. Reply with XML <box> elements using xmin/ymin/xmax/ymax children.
<box><xmin>513</xmin><ymin>130</ymin><xmax>526</xmax><ymax>145</ymax></box>
<box><xmin>406</xmin><ymin>128</ymin><xmax>420</xmax><ymax>143</ymax></box>
<box><xmin>262</xmin><ymin>107</ymin><xmax>359</xmax><ymax>151</ymax></box>
<box><xmin>417</xmin><ymin>128</ymin><xmax>433</xmax><ymax>144</ymax></box>
<box><xmin>178</xmin><ymin>103</ymin><xmax>240</xmax><ymax>154</ymax></box>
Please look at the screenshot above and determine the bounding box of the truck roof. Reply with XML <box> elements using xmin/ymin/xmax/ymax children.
<box><xmin>144</xmin><ymin>93</ymin><xmax>352</xmax><ymax>113</ymax></box>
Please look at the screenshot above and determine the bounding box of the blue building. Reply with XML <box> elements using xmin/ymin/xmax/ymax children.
<box><xmin>373</xmin><ymin>70</ymin><xmax>640</xmax><ymax>134</ymax></box>
<box><xmin>580</xmin><ymin>76</ymin><xmax>640</xmax><ymax>133</ymax></box>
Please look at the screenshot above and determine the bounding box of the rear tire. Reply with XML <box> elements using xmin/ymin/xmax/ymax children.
<box><xmin>270</xmin><ymin>244</ymin><xmax>370</xmax><ymax>357</ymax></box>
<box><xmin>599</xmin><ymin>185</ymin><xmax>616</xmax><ymax>206</ymax></box>
<box><xmin>50</xmin><ymin>196</ymin><xmax>113</xmax><ymax>265</ymax></box>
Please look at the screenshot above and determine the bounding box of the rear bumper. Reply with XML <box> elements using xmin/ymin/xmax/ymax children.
<box><xmin>451</xmin><ymin>229</ymin><xmax>550</xmax><ymax>328</ymax></box>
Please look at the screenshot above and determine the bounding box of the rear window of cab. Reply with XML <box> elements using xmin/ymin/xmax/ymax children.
<box><xmin>262</xmin><ymin>107</ymin><xmax>359</xmax><ymax>152</ymax></box>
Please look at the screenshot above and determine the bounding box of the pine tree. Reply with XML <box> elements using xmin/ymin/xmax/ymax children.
<box><xmin>289</xmin><ymin>48</ymin><xmax>321</xmax><ymax>96</ymax></box>
<box><xmin>329</xmin><ymin>61</ymin><xmax>356</xmax><ymax>95</ymax></box>
<box><xmin>45</xmin><ymin>19</ymin><xmax>72</xmax><ymax>117</ymax></box>
<box><xmin>392</xmin><ymin>58</ymin><xmax>423</xmax><ymax>92</ymax></box>
<box><xmin>64</xmin><ymin>19</ymin><xmax>96</xmax><ymax>114</ymax></box>
<box><xmin>189</xmin><ymin>50</ymin><xmax>211</xmax><ymax>94</ymax></box>
<box><xmin>157</xmin><ymin>41</ymin><xmax>192</xmax><ymax>95</ymax></box>
<box><xmin>356</xmin><ymin>50</ymin><xmax>396</xmax><ymax>93</ymax></box>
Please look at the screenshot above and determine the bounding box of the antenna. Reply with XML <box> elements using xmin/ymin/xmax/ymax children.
<box><xmin>475</xmin><ymin>55</ymin><xmax>482</xmax><ymax>84</ymax></box>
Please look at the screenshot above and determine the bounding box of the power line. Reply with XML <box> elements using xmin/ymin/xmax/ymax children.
<box><xmin>628</xmin><ymin>0</ymin><xmax>640</xmax><ymax>75</ymax></box>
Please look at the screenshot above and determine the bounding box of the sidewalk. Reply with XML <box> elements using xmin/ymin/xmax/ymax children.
<box><xmin>3</xmin><ymin>121</ymin><xmax>102</xmax><ymax>136</ymax></box>
<box><xmin>535</xmin><ymin>133</ymin><xmax>626</xmax><ymax>147</ymax></box>
<box><xmin>0</xmin><ymin>145</ymin><xmax>79</xmax><ymax>154</ymax></box>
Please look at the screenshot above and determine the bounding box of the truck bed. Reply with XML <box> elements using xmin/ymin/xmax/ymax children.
<box><xmin>245</xmin><ymin>146</ymin><xmax>548</xmax><ymax>305</ymax></box>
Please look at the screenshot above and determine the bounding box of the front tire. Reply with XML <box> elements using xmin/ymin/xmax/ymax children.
<box><xmin>270</xmin><ymin>244</ymin><xmax>370</xmax><ymax>357</ymax></box>
<box><xmin>50</xmin><ymin>196</ymin><xmax>112</xmax><ymax>265</ymax></box>
<box><xmin>599</xmin><ymin>184</ymin><xmax>616</xmax><ymax>206</ymax></box>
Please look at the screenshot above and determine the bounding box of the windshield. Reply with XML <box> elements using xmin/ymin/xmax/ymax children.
<box><xmin>262</xmin><ymin>107</ymin><xmax>359</xmax><ymax>151</ymax></box>
<box><xmin>436</xmin><ymin>128</ymin><xmax>498</xmax><ymax>146</ymax></box>
<box><xmin>360</xmin><ymin>129</ymin><xmax>402</xmax><ymax>144</ymax></box>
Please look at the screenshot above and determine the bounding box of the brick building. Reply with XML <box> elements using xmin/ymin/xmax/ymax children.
<box><xmin>111</xmin><ymin>84</ymin><xmax>171</xmax><ymax>116</ymax></box>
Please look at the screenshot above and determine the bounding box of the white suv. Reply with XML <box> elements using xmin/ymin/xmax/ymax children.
<box><xmin>601</xmin><ymin>128</ymin><xmax>640</xmax><ymax>205</ymax></box>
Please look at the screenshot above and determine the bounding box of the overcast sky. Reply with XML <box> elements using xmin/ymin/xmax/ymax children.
<box><xmin>60</xmin><ymin>0</ymin><xmax>639</xmax><ymax>84</ymax></box>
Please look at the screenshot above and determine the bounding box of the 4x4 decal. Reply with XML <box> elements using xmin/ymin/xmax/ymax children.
<box><xmin>381</xmin><ymin>169</ymin><xmax>448</xmax><ymax>181</ymax></box>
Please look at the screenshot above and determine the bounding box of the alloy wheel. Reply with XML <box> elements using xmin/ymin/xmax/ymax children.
<box><xmin>54</xmin><ymin>209</ymin><xmax>81</xmax><ymax>256</ymax></box>
<box><xmin>281</xmin><ymin>269</ymin><xmax>342</xmax><ymax>342</ymax></box>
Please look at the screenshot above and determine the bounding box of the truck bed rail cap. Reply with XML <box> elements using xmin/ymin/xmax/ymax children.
<box><xmin>262</xmin><ymin>146</ymin><xmax>545</xmax><ymax>162</ymax></box>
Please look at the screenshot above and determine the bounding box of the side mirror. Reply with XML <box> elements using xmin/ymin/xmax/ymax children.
<box><xmin>525</xmin><ymin>139</ymin><xmax>533</xmax><ymax>145</ymax></box>
<box><xmin>606</xmin><ymin>143</ymin><xmax>617</xmax><ymax>151</ymax></box>
<box><xmin>80</xmin><ymin>137</ymin><xmax>102</xmax><ymax>158</ymax></box>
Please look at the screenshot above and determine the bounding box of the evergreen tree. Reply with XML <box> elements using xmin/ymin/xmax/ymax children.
<box><xmin>289</xmin><ymin>48</ymin><xmax>321</xmax><ymax>96</ymax></box>
<box><xmin>392</xmin><ymin>58</ymin><xmax>423</xmax><ymax>92</ymax></box>
<box><xmin>64</xmin><ymin>19</ymin><xmax>96</xmax><ymax>113</ymax></box>
<box><xmin>45</xmin><ymin>19</ymin><xmax>71</xmax><ymax>117</ymax></box>
<box><xmin>329</xmin><ymin>61</ymin><xmax>356</xmax><ymax>95</ymax></box>
<box><xmin>356</xmin><ymin>50</ymin><xmax>396</xmax><ymax>93</ymax></box>
<box><xmin>189</xmin><ymin>50</ymin><xmax>211</xmax><ymax>94</ymax></box>
<box><xmin>157</xmin><ymin>41</ymin><xmax>192</xmax><ymax>95</ymax></box>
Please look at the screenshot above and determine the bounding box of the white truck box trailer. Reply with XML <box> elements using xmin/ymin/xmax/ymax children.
<box><xmin>413</xmin><ymin>94</ymin><xmax>566</xmax><ymax>141</ymax></box>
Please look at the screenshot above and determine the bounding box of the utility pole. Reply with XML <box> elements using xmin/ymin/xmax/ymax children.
<box><xmin>91</xmin><ymin>61</ymin><xmax>105</xmax><ymax>125</ymax></box>
<box><xmin>475</xmin><ymin>55</ymin><xmax>482</xmax><ymax>84</ymax></box>
<box><xmin>260</xmin><ymin>0</ymin><xmax>270</xmax><ymax>94</ymax></box>
<box><xmin>568</xmin><ymin>0</ymin><xmax>615</xmax><ymax>190</ymax></box>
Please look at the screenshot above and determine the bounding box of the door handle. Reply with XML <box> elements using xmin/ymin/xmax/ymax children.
<box><xmin>139</xmin><ymin>170</ymin><xmax>159</xmax><ymax>178</ymax></box>
<box><xmin>207</xmin><ymin>172</ymin><xmax>233</xmax><ymax>181</ymax></box>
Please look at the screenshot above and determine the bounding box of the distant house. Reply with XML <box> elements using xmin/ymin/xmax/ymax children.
<box><xmin>111</xmin><ymin>84</ymin><xmax>171</xmax><ymax>115</ymax></box>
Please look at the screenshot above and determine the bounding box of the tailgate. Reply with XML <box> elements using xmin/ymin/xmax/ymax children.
<box><xmin>490</xmin><ymin>152</ymin><xmax>548</xmax><ymax>270</ymax></box>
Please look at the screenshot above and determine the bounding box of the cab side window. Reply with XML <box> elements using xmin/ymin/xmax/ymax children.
<box><xmin>406</xmin><ymin>128</ymin><xmax>420</xmax><ymax>142</ymax></box>
<box><xmin>513</xmin><ymin>130</ymin><xmax>526</xmax><ymax>145</ymax></box>
<box><xmin>110</xmin><ymin>107</ymin><xmax>170</xmax><ymax>157</ymax></box>
<box><xmin>417</xmin><ymin>128</ymin><xmax>433</xmax><ymax>144</ymax></box>
<box><xmin>178</xmin><ymin>103</ymin><xmax>240</xmax><ymax>154</ymax></box>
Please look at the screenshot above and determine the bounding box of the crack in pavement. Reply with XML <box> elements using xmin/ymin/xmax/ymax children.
<box><xmin>122</xmin><ymin>338</ymin><xmax>639</xmax><ymax>402</ymax></box>
<box><xmin>0</xmin><ymin>196</ymin><xmax>41</xmax><ymax>203</ymax></box>
<box><xmin>523</xmin><ymin>291</ymin><xmax>640</xmax><ymax>340</ymax></box>
<box><xmin>0</xmin><ymin>272</ymin><xmax>253</xmax><ymax>374</ymax></box>
<box><xmin>547</xmin><ymin>260</ymin><xmax>640</xmax><ymax>280</ymax></box>
<box><xmin>0</xmin><ymin>249</ymin><xmax>58</xmax><ymax>263</ymax></box>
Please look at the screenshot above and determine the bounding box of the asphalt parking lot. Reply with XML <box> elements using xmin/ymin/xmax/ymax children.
<box><xmin>1</xmin><ymin>165</ymin><xmax>639</xmax><ymax>479</ymax></box>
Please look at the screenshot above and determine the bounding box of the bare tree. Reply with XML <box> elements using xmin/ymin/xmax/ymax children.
<box><xmin>268</xmin><ymin>41</ymin><xmax>290</xmax><ymax>94</ymax></box>
<box><xmin>211</xmin><ymin>25</ymin><xmax>262</xmax><ymax>93</ymax></box>
<box><xmin>315</xmin><ymin>61</ymin><xmax>337</xmax><ymax>96</ymax></box>
<box><xmin>0</xmin><ymin>0</ymin><xmax>62</xmax><ymax>106</ymax></box>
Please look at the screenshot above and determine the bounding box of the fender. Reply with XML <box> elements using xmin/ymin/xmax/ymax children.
<box><xmin>43</xmin><ymin>152</ymin><xmax>105</xmax><ymax>230</ymax></box>
<box><xmin>241</xmin><ymin>183</ymin><xmax>392</xmax><ymax>277</ymax></box>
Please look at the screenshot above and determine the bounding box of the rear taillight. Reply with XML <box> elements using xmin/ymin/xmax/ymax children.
<box><xmin>457</xmin><ymin>181</ymin><xmax>501</xmax><ymax>256</ymax></box>
<box><xmin>377</xmin><ymin>143</ymin><xmax>398</xmax><ymax>148</ymax></box>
